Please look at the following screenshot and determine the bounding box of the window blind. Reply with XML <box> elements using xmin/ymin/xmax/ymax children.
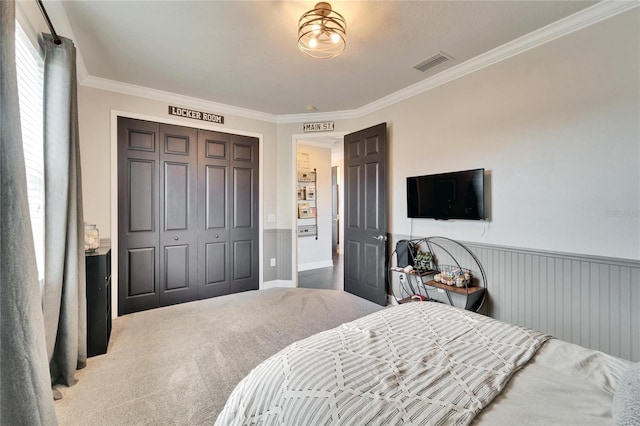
<box><xmin>15</xmin><ymin>22</ymin><xmax>45</xmax><ymax>281</ymax></box>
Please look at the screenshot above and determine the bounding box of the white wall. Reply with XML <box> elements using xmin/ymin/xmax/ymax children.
<box><xmin>276</xmin><ymin>8</ymin><xmax>640</xmax><ymax>260</ymax></box>
<box><xmin>386</xmin><ymin>8</ymin><xmax>639</xmax><ymax>259</ymax></box>
<box><xmin>16</xmin><ymin>1</ymin><xmax>48</xmax><ymax>46</ymax></box>
<box><xmin>331</xmin><ymin>142</ymin><xmax>344</xmax><ymax>254</ymax></box>
<box><xmin>297</xmin><ymin>144</ymin><xmax>333</xmax><ymax>270</ymax></box>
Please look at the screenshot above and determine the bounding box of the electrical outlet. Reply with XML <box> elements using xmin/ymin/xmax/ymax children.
<box><xmin>270</xmin><ymin>258</ymin><xmax>276</xmax><ymax>267</ymax></box>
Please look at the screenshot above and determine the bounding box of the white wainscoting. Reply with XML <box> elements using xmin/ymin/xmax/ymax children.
<box><xmin>390</xmin><ymin>236</ymin><xmax>640</xmax><ymax>362</ymax></box>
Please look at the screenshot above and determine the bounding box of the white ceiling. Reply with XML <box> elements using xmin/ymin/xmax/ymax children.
<box><xmin>53</xmin><ymin>0</ymin><xmax>599</xmax><ymax>116</ymax></box>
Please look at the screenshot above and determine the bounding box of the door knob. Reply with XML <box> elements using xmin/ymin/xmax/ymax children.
<box><xmin>372</xmin><ymin>235</ymin><xmax>386</xmax><ymax>241</ymax></box>
<box><xmin>174</xmin><ymin>237</ymin><xmax>179</xmax><ymax>241</ymax></box>
<box><xmin>215</xmin><ymin>234</ymin><xmax>219</xmax><ymax>239</ymax></box>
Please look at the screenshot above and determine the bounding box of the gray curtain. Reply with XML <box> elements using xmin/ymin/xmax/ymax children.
<box><xmin>0</xmin><ymin>1</ymin><xmax>58</xmax><ymax>424</ymax></box>
<box><xmin>41</xmin><ymin>33</ymin><xmax>87</xmax><ymax>386</ymax></box>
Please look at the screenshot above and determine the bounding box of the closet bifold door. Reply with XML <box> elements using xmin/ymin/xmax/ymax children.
<box><xmin>119</xmin><ymin>118</ymin><xmax>259</xmax><ymax>314</ymax></box>
<box><xmin>159</xmin><ymin>124</ymin><xmax>199</xmax><ymax>306</ymax></box>
<box><xmin>197</xmin><ymin>130</ymin><xmax>231</xmax><ymax>298</ymax></box>
<box><xmin>117</xmin><ymin>117</ymin><xmax>161</xmax><ymax>315</ymax></box>
<box><xmin>229</xmin><ymin>134</ymin><xmax>259</xmax><ymax>293</ymax></box>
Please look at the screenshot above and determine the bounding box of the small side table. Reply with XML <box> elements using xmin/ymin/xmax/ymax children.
<box><xmin>86</xmin><ymin>247</ymin><xmax>112</xmax><ymax>357</ymax></box>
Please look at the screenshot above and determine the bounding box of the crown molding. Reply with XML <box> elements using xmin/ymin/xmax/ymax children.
<box><xmin>81</xmin><ymin>75</ymin><xmax>278</xmax><ymax>123</ymax></box>
<box><xmin>356</xmin><ymin>0</ymin><xmax>640</xmax><ymax>118</ymax></box>
<box><xmin>75</xmin><ymin>0</ymin><xmax>637</xmax><ymax>125</ymax></box>
<box><xmin>279</xmin><ymin>0</ymin><xmax>639</xmax><ymax>123</ymax></box>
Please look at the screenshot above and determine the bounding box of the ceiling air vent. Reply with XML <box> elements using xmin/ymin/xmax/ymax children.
<box><xmin>413</xmin><ymin>52</ymin><xmax>453</xmax><ymax>73</ymax></box>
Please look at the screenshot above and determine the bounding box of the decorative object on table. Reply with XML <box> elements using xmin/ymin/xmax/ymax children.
<box><xmin>390</xmin><ymin>236</ymin><xmax>487</xmax><ymax>311</ymax></box>
<box><xmin>413</xmin><ymin>248</ymin><xmax>433</xmax><ymax>272</ymax></box>
<box><xmin>434</xmin><ymin>265</ymin><xmax>472</xmax><ymax>288</ymax></box>
<box><xmin>84</xmin><ymin>223</ymin><xmax>99</xmax><ymax>252</ymax></box>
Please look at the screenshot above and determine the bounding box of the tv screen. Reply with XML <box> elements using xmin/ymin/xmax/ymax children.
<box><xmin>407</xmin><ymin>168</ymin><xmax>485</xmax><ymax>220</ymax></box>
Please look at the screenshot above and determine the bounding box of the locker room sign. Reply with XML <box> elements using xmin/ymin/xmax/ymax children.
<box><xmin>168</xmin><ymin>105</ymin><xmax>224</xmax><ymax>124</ymax></box>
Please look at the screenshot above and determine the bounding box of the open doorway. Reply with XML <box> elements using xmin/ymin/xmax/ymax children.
<box><xmin>295</xmin><ymin>137</ymin><xmax>344</xmax><ymax>291</ymax></box>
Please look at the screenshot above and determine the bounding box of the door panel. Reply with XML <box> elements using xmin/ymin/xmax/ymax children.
<box><xmin>128</xmin><ymin>129</ymin><xmax>155</xmax><ymax>151</ymax></box>
<box><xmin>347</xmin><ymin>165</ymin><xmax>360</xmax><ymax>227</ymax></box>
<box><xmin>344</xmin><ymin>123</ymin><xmax>388</xmax><ymax>306</ymax></box>
<box><xmin>164</xmin><ymin>162</ymin><xmax>189</xmax><ymax>230</ymax></box>
<box><xmin>118</xmin><ymin>118</ymin><xmax>160</xmax><ymax>315</ymax></box>
<box><xmin>164</xmin><ymin>245</ymin><xmax>190</xmax><ymax>291</ymax></box>
<box><xmin>233</xmin><ymin>143</ymin><xmax>253</xmax><ymax>162</ymax></box>
<box><xmin>233</xmin><ymin>240</ymin><xmax>253</xmax><ymax>280</ymax></box>
<box><xmin>229</xmin><ymin>135</ymin><xmax>259</xmax><ymax>294</ymax></box>
<box><xmin>205</xmin><ymin>242</ymin><xmax>226</xmax><ymax>285</ymax></box>
<box><xmin>346</xmin><ymin>241</ymin><xmax>360</xmax><ymax>281</ymax></box>
<box><xmin>365</xmin><ymin>162</ymin><xmax>379</xmax><ymax>229</ymax></box>
<box><xmin>127</xmin><ymin>247</ymin><xmax>155</xmax><ymax>296</ymax></box>
<box><xmin>205</xmin><ymin>166</ymin><xmax>226</xmax><ymax>229</ymax></box>
<box><xmin>364</xmin><ymin>243</ymin><xmax>379</xmax><ymax>287</ymax></box>
<box><xmin>159</xmin><ymin>124</ymin><xmax>198</xmax><ymax>306</ymax></box>
<box><xmin>233</xmin><ymin>167</ymin><xmax>253</xmax><ymax>228</ymax></box>
<box><xmin>128</xmin><ymin>159</ymin><xmax>155</xmax><ymax>232</ymax></box>
<box><xmin>198</xmin><ymin>130</ymin><xmax>231</xmax><ymax>298</ymax></box>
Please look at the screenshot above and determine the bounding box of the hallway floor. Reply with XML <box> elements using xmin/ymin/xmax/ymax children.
<box><xmin>297</xmin><ymin>252</ymin><xmax>343</xmax><ymax>291</ymax></box>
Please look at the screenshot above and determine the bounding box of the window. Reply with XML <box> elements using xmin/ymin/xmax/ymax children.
<box><xmin>15</xmin><ymin>22</ymin><xmax>45</xmax><ymax>281</ymax></box>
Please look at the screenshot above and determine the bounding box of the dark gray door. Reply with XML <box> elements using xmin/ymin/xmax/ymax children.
<box><xmin>197</xmin><ymin>130</ymin><xmax>231</xmax><ymax>298</ymax></box>
<box><xmin>118</xmin><ymin>118</ymin><xmax>259</xmax><ymax>315</ymax></box>
<box><xmin>159</xmin><ymin>124</ymin><xmax>198</xmax><ymax>306</ymax></box>
<box><xmin>344</xmin><ymin>123</ymin><xmax>388</xmax><ymax>306</ymax></box>
<box><xmin>229</xmin><ymin>134</ymin><xmax>259</xmax><ymax>293</ymax></box>
<box><xmin>118</xmin><ymin>117</ymin><xmax>160</xmax><ymax>314</ymax></box>
<box><xmin>331</xmin><ymin>166</ymin><xmax>339</xmax><ymax>254</ymax></box>
<box><xmin>196</xmin><ymin>131</ymin><xmax>259</xmax><ymax>297</ymax></box>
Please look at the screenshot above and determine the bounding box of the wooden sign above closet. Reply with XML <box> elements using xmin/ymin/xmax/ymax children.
<box><xmin>168</xmin><ymin>105</ymin><xmax>224</xmax><ymax>124</ymax></box>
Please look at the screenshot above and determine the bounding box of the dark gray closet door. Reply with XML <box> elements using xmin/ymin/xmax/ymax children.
<box><xmin>117</xmin><ymin>117</ymin><xmax>160</xmax><ymax>315</ymax></box>
<box><xmin>229</xmin><ymin>134</ymin><xmax>259</xmax><ymax>293</ymax></box>
<box><xmin>197</xmin><ymin>130</ymin><xmax>231</xmax><ymax>298</ymax></box>
<box><xmin>159</xmin><ymin>124</ymin><xmax>198</xmax><ymax>306</ymax></box>
<box><xmin>118</xmin><ymin>118</ymin><xmax>259</xmax><ymax>315</ymax></box>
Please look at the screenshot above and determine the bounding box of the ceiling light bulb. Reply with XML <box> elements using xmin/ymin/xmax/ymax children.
<box><xmin>309</xmin><ymin>38</ymin><xmax>318</xmax><ymax>48</ymax></box>
<box><xmin>330</xmin><ymin>32</ymin><xmax>340</xmax><ymax>43</ymax></box>
<box><xmin>312</xmin><ymin>24</ymin><xmax>321</xmax><ymax>35</ymax></box>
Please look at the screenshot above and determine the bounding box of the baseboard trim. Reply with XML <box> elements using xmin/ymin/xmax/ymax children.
<box><xmin>298</xmin><ymin>260</ymin><xmax>334</xmax><ymax>272</ymax></box>
<box><xmin>261</xmin><ymin>280</ymin><xmax>295</xmax><ymax>290</ymax></box>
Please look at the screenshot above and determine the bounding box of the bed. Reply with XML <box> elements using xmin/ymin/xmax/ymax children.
<box><xmin>216</xmin><ymin>300</ymin><xmax>637</xmax><ymax>425</ymax></box>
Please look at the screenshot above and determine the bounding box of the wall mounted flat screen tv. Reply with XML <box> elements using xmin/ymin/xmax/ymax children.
<box><xmin>407</xmin><ymin>168</ymin><xmax>485</xmax><ymax>220</ymax></box>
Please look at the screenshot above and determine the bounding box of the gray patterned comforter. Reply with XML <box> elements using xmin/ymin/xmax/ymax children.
<box><xmin>216</xmin><ymin>301</ymin><xmax>549</xmax><ymax>425</ymax></box>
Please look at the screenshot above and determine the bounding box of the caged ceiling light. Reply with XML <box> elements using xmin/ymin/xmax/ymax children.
<box><xmin>298</xmin><ymin>2</ymin><xmax>346</xmax><ymax>59</ymax></box>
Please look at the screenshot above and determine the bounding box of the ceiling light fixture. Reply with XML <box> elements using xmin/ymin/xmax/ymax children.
<box><xmin>298</xmin><ymin>2</ymin><xmax>346</xmax><ymax>59</ymax></box>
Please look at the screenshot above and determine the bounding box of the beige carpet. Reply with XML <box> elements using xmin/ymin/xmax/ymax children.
<box><xmin>54</xmin><ymin>288</ymin><xmax>383</xmax><ymax>425</ymax></box>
